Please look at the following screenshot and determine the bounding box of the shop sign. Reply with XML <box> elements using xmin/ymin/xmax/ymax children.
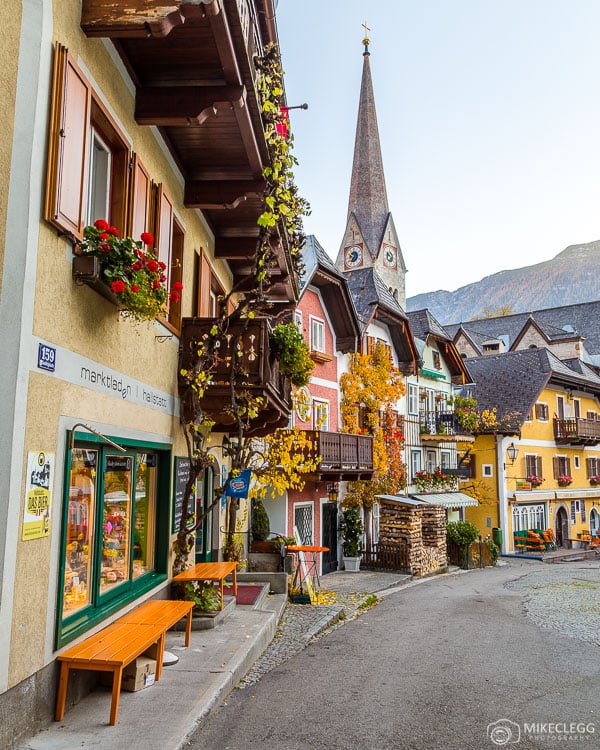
<box><xmin>23</xmin><ymin>451</ymin><xmax>54</xmax><ymax>540</ymax></box>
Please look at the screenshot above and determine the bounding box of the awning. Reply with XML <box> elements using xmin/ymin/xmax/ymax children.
<box><xmin>375</xmin><ymin>494</ymin><xmax>428</xmax><ymax>506</ymax></box>
<box><xmin>420</xmin><ymin>368</ymin><xmax>446</xmax><ymax>380</ymax></box>
<box><xmin>411</xmin><ymin>492</ymin><xmax>478</xmax><ymax>508</ymax></box>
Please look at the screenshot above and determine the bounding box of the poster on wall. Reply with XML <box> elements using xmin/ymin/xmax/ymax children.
<box><xmin>23</xmin><ymin>451</ymin><xmax>54</xmax><ymax>540</ymax></box>
<box><xmin>172</xmin><ymin>457</ymin><xmax>197</xmax><ymax>534</ymax></box>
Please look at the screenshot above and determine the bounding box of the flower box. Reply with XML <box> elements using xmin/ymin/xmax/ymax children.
<box><xmin>72</xmin><ymin>254</ymin><xmax>119</xmax><ymax>306</ymax></box>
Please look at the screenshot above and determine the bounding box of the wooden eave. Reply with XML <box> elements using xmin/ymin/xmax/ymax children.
<box><xmin>309</xmin><ymin>271</ymin><xmax>360</xmax><ymax>354</ymax></box>
<box><xmin>80</xmin><ymin>0</ymin><xmax>297</xmax><ymax>302</ymax></box>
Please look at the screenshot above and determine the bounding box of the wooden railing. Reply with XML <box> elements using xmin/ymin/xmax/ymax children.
<box><xmin>420</xmin><ymin>410</ymin><xmax>468</xmax><ymax>437</ymax></box>
<box><xmin>361</xmin><ymin>542</ymin><xmax>410</xmax><ymax>573</ymax></box>
<box><xmin>553</xmin><ymin>417</ymin><xmax>600</xmax><ymax>445</ymax></box>
<box><xmin>292</xmin><ymin>430</ymin><xmax>374</xmax><ymax>478</ymax></box>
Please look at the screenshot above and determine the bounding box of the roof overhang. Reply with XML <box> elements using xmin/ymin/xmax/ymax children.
<box><xmin>411</xmin><ymin>492</ymin><xmax>479</xmax><ymax>508</ymax></box>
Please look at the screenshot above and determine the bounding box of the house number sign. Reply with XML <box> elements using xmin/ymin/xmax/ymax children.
<box><xmin>38</xmin><ymin>343</ymin><xmax>56</xmax><ymax>372</ymax></box>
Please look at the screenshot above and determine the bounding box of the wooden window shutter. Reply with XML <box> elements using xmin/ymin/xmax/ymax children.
<box><xmin>536</xmin><ymin>456</ymin><xmax>543</xmax><ymax>477</ymax></box>
<box><xmin>128</xmin><ymin>154</ymin><xmax>153</xmax><ymax>240</ymax></box>
<box><xmin>587</xmin><ymin>457</ymin><xmax>594</xmax><ymax>479</ymax></box>
<box><xmin>525</xmin><ymin>455</ymin><xmax>535</xmax><ymax>477</ymax></box>
<box><xmin>553</xmin><ymin>456</ymin><xmax>560</xmax><ymax>479</ymax></box>
<box><xmin>44</xmin><ymin>44</ymin><xmax>91</xmax><ymax>239</ymax></box>
<box><xmin>155</xmin><ymin>184</ymin><xmax>174</xmax><ymax>280</ymax></box>
<box><xmin>197</xmin><ymin>251</ymin><xmax>212</xmax><ymax>317</ymax></box>
<box><xmin>366</xmin><ymin>336</ymin><xmax>376</xmax><ymax>355</ymax></box>
<box><xmin>565</xmin><ymin>457</ymin><xmax>571</xmax><ymax>476</ymax></box>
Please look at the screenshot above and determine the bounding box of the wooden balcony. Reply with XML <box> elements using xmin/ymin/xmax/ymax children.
<box><xmin>553</xmin><ymin>418</ymin><xmax>600</xmax><ymax>446</ymax></box>
<box><xmin>178</xmin><ymin>317</ymin><xmax>291</xmax><ymax>436</ymax></box>
<box><xmin>80</xmin><ymin>0</ymin><xmax>296</xmax><ymax>302</ymax></box>
<box><xmin>419</xmin><ymin>411</ymin><xmax>474</xmax><ymax>443</ymax></box>
<box><xmin>300</xmin><ymin>430</ymin><xmax>374</xmax><ymax>480</ymax></box>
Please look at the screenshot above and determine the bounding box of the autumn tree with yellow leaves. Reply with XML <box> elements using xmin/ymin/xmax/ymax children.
<box><xmin>340</xmin><ymin>342</ymin><xmax>407</xmax><ymax>550</ymax></box>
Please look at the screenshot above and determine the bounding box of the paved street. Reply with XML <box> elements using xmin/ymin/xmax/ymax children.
<box><xmin>187</xmin><ymin>559</ymin><xmax>600</xmax><ymax>750</ymax></box>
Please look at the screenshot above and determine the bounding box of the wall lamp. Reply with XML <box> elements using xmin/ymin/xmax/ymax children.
<box><xmin>506</xmin><ymin>443</ymin><xmax>519</xmax><ymax>465</ymax></box>
<box><xmin>327</xmin><ymin>482</ymin><xmax>339</xmax><ymax>503</ymax></box>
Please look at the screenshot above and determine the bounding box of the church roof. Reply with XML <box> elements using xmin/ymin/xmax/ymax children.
<box><xmin>346</xmin><ymin>45</ymin><xmax>389</xmax><ymax>259</ymax></box>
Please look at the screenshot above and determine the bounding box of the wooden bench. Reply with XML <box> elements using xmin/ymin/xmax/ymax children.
<box><xmin>173</xmin><ymin>561</ymin><xmax>238</xmax><ymax>610</ymax></box>
<box><xmin>56</xmin><ymin>599</ymin><xmax>194</xmax><ymax>725</ymax></box>
<box><xmin>119</xmin><ymin>599</ymin><xmax>194</xmax><ymax>649</ymax></box>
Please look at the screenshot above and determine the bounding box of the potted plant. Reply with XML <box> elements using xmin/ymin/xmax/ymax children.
<box><xmin>250</xmin><ymin>498</ymin><xmax>275</xmax><ymax>553</ymax></box>
<box><xmin>339</xmin><ymin>506</ymin><xmax>363</xmax><ymax>572</ymax></box>
<box><xmin>590</xmin><ymin>476</ymin><xmax>600</xmax><ymax>486</ymax></box>
<box><xmin>269</xmin><ymin>322</ymin><xmax>314</xmax><ymax>387</ymax></box>
<box><xmin>527</xmin><ymin>474</ymin><xmax>545</xmax><ymax>488</ymax></box>
<box><xmin>74</xmin><ymin>220</ymin><xmax>182</xmax><ymax>323</ymax></box>
<box><xmin>557</xmin><ymin>474</ymin><xmax>573</xmax><ymax>487</ymax></box>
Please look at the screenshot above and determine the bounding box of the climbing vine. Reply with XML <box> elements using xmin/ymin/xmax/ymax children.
<box><xmin>174</xmin><ymin>45</ymin><xmax>311</xmax><ymax>570</ymax></box>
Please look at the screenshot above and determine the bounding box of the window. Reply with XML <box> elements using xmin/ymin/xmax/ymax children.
<box><xmin>372</xmin><ymin>502</ymin><xmax>380</xmax><ymax>545</ymax></box>
<box><xmin>310</xmin><ymin>318</ymin><xmax>325</xmax><ymax>353</ymax></box>
<box><xmin>411</xmin><ymin>450</ymin><xmax>422</xmax><ymax>480</ymax></box>
<box><xmin>59</xmin><ymin>435</ymin><xmax>169</xmax><ymax>646</ymax></box>
<box><xmin>573</xmin><ymin>399</ymin><xmax>581</xmax><ymax>419</ymax></box>
<box><xmin>525</xmin><ymin>455</ymin><xmax>543</xmax><ymax>479</ymax></box>
<box><xmin>45</xmin><ymin>44</ymin><xmax>130</xmax><ymax>239</ymax></box>
<box><xmin>553</xmin><ymin>456</ymin><xmax>571</xmax><ymax>478</ymax></box>
<box><xmin>587</xmin><ymin>411</ymin><xmax>597</xmax><ymax>421</ymax></box>
<box><xmin>535</xmin><ymin>403</ymin><xmax>549</xmax><ymax>421</ymax></box>
<box><xmin>440</xmin><ymin>451</ymin><xmax>451</xmax><ymax>469</ymax></box>
<box><xmin>408</xmin><ymin>384</ymin><xmax>419</xmax><ymax>415</ymax></box>
<box><xmin>482</xmin><ymin>464</ymin><xmax>493</xmax><ymax>478</ymax></box>
<box><xmin>556</xmin><ymin>396</ymin><xmax>565</xmax><ymax>420</ymax></box>
<box><xmin>574</xmin><ymin>455</ymin><xmax>580</xmax><ymax>470</ymax></box>
<box><xmin>426</xmin><ymin>450</ymin><xmax>436</xmax><ymax>473</ymax></box>
<box><xmin>586</xmin><ymin>456</ymin><xmax>600</xmax><ymax>478</ymax></box>
<box><xmin>512</xmin><ymin>504</ymin><xmax>546</xmax><ymax>532</ymax></box>
<box><xmin>313</xmin><ymin>400</ymin><xmax>329</xmax><ymax>431</ymax></box>
<box><xmin>294</xmin><ymin>310</ymin><xmax>303</xmax><ymax>331</ymax></box>
<box><xmin>432</xmin><ymin>351</ymin><xmax>441</xmax><ymax>370</ymax></box>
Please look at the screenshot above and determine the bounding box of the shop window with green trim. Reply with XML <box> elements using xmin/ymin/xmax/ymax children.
<box><xmin>59</xmin><ymin>437</ymin><xmax>169</xmax><ymax>645</ymax></box>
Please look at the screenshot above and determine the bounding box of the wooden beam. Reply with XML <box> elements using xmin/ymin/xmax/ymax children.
<box><xmin>184</xmin><ymin>179</ymin><xmax>265</xmax><ymax>209</ymax></box>
<box><xmin>214</xmin><ymin>237</ymin><xmax>258</xmax><ymax>259</ymax></box>
<box><xmin>81</xmin><ymin>0</ymin><xmax>220</xmax><ymax>38</ymax></box>
<box><xmin>135</xmin><ymin>85</ymin><xmax>245</xmax><ymax>126</ymax></box>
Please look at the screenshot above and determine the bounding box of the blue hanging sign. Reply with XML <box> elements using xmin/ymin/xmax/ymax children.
<box><xmin>225</xmin><ymin>469</ymin><xmax>252</xmax><ymax>499</ymax></box>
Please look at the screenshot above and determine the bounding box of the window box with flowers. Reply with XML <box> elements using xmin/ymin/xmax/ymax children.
<box><xmin>527</xmin><ymin>475</ymin><xmax>545</xmax><ymax>488</ymax></box>
<box><xmin>557</xmin><ymin>474</ymin><xmax>573</xmax><ymax>488</ymax></box>
<box><xmin>589</xmin><ymin>476</ymin><xmax>600</xmax><ymax>486</ymax></box>
<box><xmin>414</xmin><ymin>468</ymin><xmax>457</xmax><ymax>494</ymax></box>
<box><xmin>72</xmin><ymin>220</ymin><xmax>182</xmax><ymax>324</ymax></box>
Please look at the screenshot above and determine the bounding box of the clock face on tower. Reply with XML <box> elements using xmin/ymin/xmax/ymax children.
<box><xmin>344</xmin><ymin>245</ymin><xmax>363</xmax><ymax>269</ymax></box>
<box><xmin>382</xmin><ymin>244</ymin><xmax>397</xmax><ymax>269</ymax></box>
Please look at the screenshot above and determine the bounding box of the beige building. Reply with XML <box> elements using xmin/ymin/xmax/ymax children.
<box><xmin>0</xmin><ymin>1</ymin><xmax>294</xmax><ymax>744</ymax></box>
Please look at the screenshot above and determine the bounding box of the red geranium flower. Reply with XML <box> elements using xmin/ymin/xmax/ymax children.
<box><xmin>173</xmin><ymin>281</ymin><xmax>183</xmax><ymax>291</ymax></box>
<box><xmin>99</xmin><ymin>243</ymin><xmax>111</xmax><ymax>253</ymax></box>
<box><xmin>132</xmin><ymin>262</ymin><xmax>142</xmax><ymax>271</ymax></box>
<box><xmin>107</xmin><ymin>226</ymin><xmax>119</xmax><ymax>237</ymax></box>
<box><xmin>98</xmin><ymin>232</ymin><xmax>109</xmax><ymax>240</ymax></box>
<box><xmin>140</xmin><ymin>232</ymin><xmax>154</xmax><ymax>246</ymax></box>
<box><xmin>152</xmin><ymin>281</ymin><xmax>161</xmax><ymax>289</ymax></box>
<box><xmin>158</xmin><ymin>261</ymin><xmax>166</xmax><ymax>270</ymax></box>
<box><xmin>169</xmin><ymin>290</ymin><xmax>180</xmax><ymax>304</ymax></box>
<box><xmin>147</xmin><ymin>259</ymin><xmax>159</xmax><ymax>272</ymax></box>
<box><xmin>111</xmin><ymin>280</ymin><xmax>126</xmax><ymax>293</ymax></box>
<box><xmin>130</xmin><ymin>284</ymin><xmax>140</xmax><ymax>293</ymax></box>
<box><xmin>94</xmin><ymin>219</ymin><xmax>109</xmax><ymax>231</ymax></box>
<box><xmin>160</xmin><ymin>274</ymin><xmax>167</xmax><ymax>282</ymax></box>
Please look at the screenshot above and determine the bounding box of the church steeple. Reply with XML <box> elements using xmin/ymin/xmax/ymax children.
<box><xmin>337</xmin><ymin>26</ymin><xmax>407</xmax><ymax>309</ymax></box>
<box><xmin>346</xmin><ymin>25</ymin><xmax>389</xmax><ymax>258</ymax></box>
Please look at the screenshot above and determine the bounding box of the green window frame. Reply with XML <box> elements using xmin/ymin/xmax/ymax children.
<box><xmin>56</xmin><ymin>430</ymin><xmax>171</xmax><ymax>648</ymax></box>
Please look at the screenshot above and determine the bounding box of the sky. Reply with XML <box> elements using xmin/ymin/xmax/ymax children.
<box><xmin>275</xmin><ymin>0</ymin><xmax>600</xmax><ymax>298</ymax></box>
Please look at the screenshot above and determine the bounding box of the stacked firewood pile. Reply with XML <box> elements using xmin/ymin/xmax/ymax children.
<box><xmin>377</xmin><ymin>499</ymin><xmax>447</xmax><ymax>576</ymax></box>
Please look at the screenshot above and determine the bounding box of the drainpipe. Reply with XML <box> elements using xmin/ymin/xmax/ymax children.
<box><xmin>496</xmin><ymin>434</ymin><xmax>510</xmax><ymax>554</ymax></box>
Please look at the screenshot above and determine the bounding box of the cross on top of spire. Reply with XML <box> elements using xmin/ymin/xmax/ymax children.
<box><xmin>362</xmin><ymin>20</ymin><xmax>370</xmax><ymax>55</ymax></box>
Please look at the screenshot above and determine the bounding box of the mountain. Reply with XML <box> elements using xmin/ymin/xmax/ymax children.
<box><xmin>406</xmin><ymin>240</ymin><xmax>600</xmax><ymax>324</ymax></box>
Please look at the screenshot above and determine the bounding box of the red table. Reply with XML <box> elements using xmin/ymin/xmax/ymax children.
<box><xmin>286</xmin><ymin>545</ymin><xmax>329</xmax><ymax>599</ymax></box>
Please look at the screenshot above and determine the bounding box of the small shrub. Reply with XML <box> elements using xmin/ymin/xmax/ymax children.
<box><xmin>251</xmin><ymin>499</ymin><xmax>270</xmax><ymax>542</ymax></box>
<box><xmin>446</xmin><ymin>520</ymin><xmax>479</xmax><ymax>547</ymax></box>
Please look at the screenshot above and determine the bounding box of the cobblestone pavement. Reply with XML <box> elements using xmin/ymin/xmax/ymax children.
<box><xmin>507</xmin><ymin>561</ymin><xmax>600</xmax><ymax>645</ymax></box>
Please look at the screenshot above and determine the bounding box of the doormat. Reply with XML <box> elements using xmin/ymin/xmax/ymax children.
<box><xmin>223</xmin><ymin>584</ymin><xmax>264</xmax><ymax>606</ymax></box>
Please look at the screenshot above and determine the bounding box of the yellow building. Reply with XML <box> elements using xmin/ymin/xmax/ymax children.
<box><xmin>464</xmin><ymin>349</ymin><xmax>600</xmax><ymax>553</ymax></box>
<box><xmin>0</xmin><ymin>1</ymin><xmax>294</xmax><ymax>744</ymax></box>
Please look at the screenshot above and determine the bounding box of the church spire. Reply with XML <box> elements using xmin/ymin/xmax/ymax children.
<box><xmin>346</xmin><ymin>26</ymin><xmax>389</xmax><ymax>259</ymax></box>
